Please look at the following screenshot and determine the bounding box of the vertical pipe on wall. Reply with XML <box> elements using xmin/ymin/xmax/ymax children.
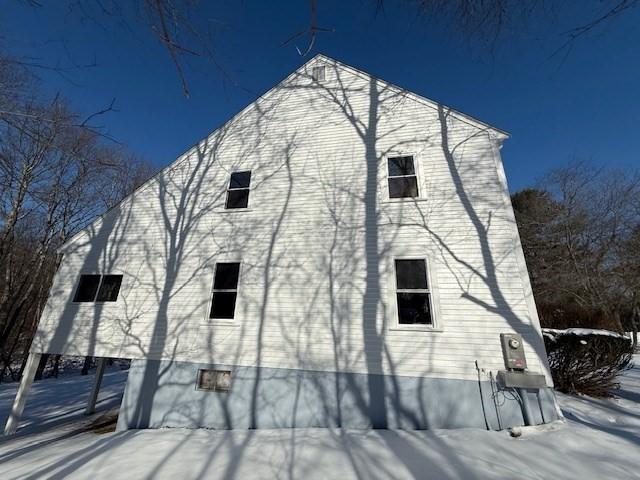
<box><xmin>536</xmin><ymin>390</ymin><xmax>546</xmax><ymax>424</ymax></box>
<box><xmin>489</xmin><ymin>371</ymin><xmax>503</xmax><ymax>430</ymax></box>
<box><xmin>4</xmin><ymin>352</ymin><xmax>41</xmax><ymax>435</ymax></box>
<box><xmin>475</xmin><ymin>361</ymin><xmax>490</xmax><ymax>430</ymax></box>
<box><xmin>517</xmin><ymin>387</ymin><xmax>535</xmax><ymax>426</ymax></box>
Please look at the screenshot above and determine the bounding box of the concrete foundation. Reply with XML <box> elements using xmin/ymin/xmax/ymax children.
<box><xmin>116</xmin><ymin>359</ymin><xmax>559</xmax><ymax>431</ymax></box>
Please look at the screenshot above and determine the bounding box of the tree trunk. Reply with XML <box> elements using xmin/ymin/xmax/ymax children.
<box><xmin>81</xmin><ymin>356</ymin><xmax>93</xmax><ymax>375</ymax></box>
<box><xmin>18</xmin><ymin>342</ymin><xmax>31</xmax><ymax>378</ymax></box>
<box><xmin>612</xmin><ymin>309</ymin><xmax>624</xmax><ymax>332</ymax></box>
<box><xmin>0</xmin><ymin>321</ymin><xmax>26</xmax><ymax>384</ymax></box>
<box><xmin>34</xmin><ymin>353</ymin><xmax>50</xmax><ymax>381</ymax></box>
<box><xmin>52</xmin><ymin>354</ymin><xmax>61</xmax><ymax>377</ymax></box>
<box><xmin>632</xmin><ymin>304</ymin><xmax>639</xmax><ymax>348</ymax></box>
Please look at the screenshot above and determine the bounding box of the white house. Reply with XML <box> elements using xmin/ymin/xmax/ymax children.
<box><xmin>4</xmin><ymin>54</ymin><xmax>558</xmax><ymax>433</ymax></box>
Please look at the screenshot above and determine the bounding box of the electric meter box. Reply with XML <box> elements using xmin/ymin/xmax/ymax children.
<box><xmin>500</xmin><ymin>333</ymin><xmax>527</xmax><ymax>371</ymax></box>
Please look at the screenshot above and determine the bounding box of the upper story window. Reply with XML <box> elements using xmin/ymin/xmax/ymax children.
<box><xmin>210</xmin><ymin>262</ymin><xmax>240</xmax><ymax>319</ymax></box>
<box><xmin>394</xmin><ymin>259</ymin><xmax>432</xmax><ymax>325</ymax></box>
<box><xmin>225</xmin><ymin>171</ymin><xmax>251</xmax><ymax>209</ymax></box>
<box><xmin>73</xmin><ymin>274</ymin><xmax>123</xmax><ymax>303</ymax></box>
<box><xmin>311</xmin><ymin>65</ymin><xmax>325</xmax><ymax>81</ymax></box>
<box><xmin>387</xmin><ymin>155</ymin><xmax>419</xmax><ymax>199</ymax></box>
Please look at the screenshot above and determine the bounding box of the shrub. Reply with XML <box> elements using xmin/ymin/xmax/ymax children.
<box><xmin>543</xmin><ymin>329</ymin><xmax>634</xmax><ymax>397</ymax></box>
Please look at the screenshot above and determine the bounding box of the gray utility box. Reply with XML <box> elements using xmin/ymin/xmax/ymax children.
<box><xmin>500</xmin><ymin>333</ymin><xmax>527</xmax><ymax>371</ymax></box>
<box><xmin>497</xmin><ymin>370</ymin><xmax>547</xmax><ymax>389</ymax></box>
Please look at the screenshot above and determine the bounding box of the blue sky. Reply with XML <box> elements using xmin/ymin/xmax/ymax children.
<box><xmin>4</xmin><ymin>1</ymin><xmax>639</xmax><ymax>191</ymax></box>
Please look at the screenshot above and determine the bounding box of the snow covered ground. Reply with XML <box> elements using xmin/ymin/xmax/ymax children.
<box><xmin>0</xmin><ymin>359</ymin><xmax>638</xmax><ymax>480</ymax></box>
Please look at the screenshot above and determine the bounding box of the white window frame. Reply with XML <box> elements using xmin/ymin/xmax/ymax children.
<box><xmin>225</xmin><ymin>171</ymin><xmax>252</xmax><ymax>210</ymax></box>
<box><xmin>206</xmin><ymin>261</ymin><xmax>243</xmax><ymax>324</ymax></box>
<box><xmin>388</xmin><ymin>256</ymin><xmax>442</xmax><ymax>332</ymax></box>
<box><xmin>384</xmin><ymin>153</ymin><xmax>423</xmax><ymax>202</ymax></box>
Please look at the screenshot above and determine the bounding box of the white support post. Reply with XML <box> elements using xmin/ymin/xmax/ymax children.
<box><xmin>4</xmin><ymin>352</ymin><xmax>41</xmax><ymax>436</ymax></box>
<box><xmin>85</xmin><ymin>357</ymin><xmax>106</xmax><ymax>415</ymax></box>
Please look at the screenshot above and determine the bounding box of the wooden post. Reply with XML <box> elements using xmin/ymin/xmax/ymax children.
<box><xmin>4</xmin><ymin>352</ymin><xmax>41</xmax><ymax>436</ymax></box>
<box><xmin>85</xmin><ymin>357</ymin><xmax>106</xmax><ymax>415</ymax></box>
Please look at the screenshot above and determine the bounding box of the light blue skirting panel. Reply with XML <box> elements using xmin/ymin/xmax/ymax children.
<box><xmin>116</xmin><ymin>359</ymin><xmax>559</xmax><ymax>431</ymax></box>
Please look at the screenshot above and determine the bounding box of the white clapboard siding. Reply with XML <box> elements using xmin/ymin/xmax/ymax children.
<box><xmin>32</xmin><ymin>55</ymin><xmax>551</xmax><ymax>383</ymax></box>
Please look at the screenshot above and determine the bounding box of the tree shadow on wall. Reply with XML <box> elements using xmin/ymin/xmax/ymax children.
<box><xmin>20</xmin><ymin>60</ymin><xmax>550</xmax><ymax>479</ymax></box>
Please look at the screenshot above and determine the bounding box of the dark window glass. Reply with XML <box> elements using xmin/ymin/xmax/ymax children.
<box><xmin>96</xmin><ymin>275</ymin><xmax>123</xmax><ymax>302</ymax></box>
<box><xmin>396</xmin><ymin>293</ymin><xmax>431</xmax><ymax>325</ymax></box>
<box><xmin>388</xmin><ymin>177</ymin><xmax>419</xmax><ymax>198</ymax></box>
<box><xmin>395</xmin><ymin>260</ymin><xmax>428</xmax><ymax>290</ymax></box>
<box><xmin>213</xmin><ymin>263</ymin><xmax>240</xmax><ymax>290</ymax></box>
<box><xmin>73</xmin><ymin>275</ymin><xmax>101</xmax><ymax>302</ymax></box>
<box><xmin>388</xmin><ymin>156</ymin><xmax>419</xmax><ymax>199</ymax></box>
<box><xmin>226</xmin><ymin>190</ymin><xmax>249</xmax><ymax>209</ymax></box>
<box><xmin>226</xmin><ymin>171</ymin><xmax>251</xmax><ymax>209</ymax></box>
<box><xmin>395</xmin><ymin>259</ymin><xmax>432</xmax><ymax>325</ymax></box>
<box><xmin>210</xmin><ymin>262</ymin><xmax>240</xmax><ymax>319</ymax></box>
<box><xmin>210</xmin><ymin>292</ymin><xmax>237</xmax><ymax>319</ymax></box>
<box><xmin>229</xmin><ymin>171</ymin><xmax>251</xmax><ymax>189</ymax></box>
<box><xmin>388</xmin><ymin>156</ymin><xmax>415</xmax><ymax>177</ymax></box>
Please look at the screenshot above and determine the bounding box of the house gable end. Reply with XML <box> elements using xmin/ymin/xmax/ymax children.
<box><xmin>58</xmin><ymin>54</ymin><xmax>508</xmax><ymax>253</ymax></box>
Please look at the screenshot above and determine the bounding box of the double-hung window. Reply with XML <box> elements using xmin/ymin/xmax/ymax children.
<box><xmin>394</xmin><ymin>259</ymin><xmax>432</xmax><ymax>325</ymax></box>
<box><xmin>225</xmin><ymin>171</ymin><xmax>251</xmax><ymax>209</ymax></box>
<box><xmin>210</xmin><ymin>262</ymin><xmax>240</xmax><ymax>319</ymax></box>
<box><xmin>73</xmin><ymin>274</ymin><xmax>123</xmax><ymax>302</ymax></box>
<box><xmin>387</xmin><ymin>155</ymin><xmax>419</xmax><ymax>199</ymax></box>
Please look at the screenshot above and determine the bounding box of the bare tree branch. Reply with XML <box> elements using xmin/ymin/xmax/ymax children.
<box><xmin>281</xmin><ymin>0</ymin><xmax>334</xmax><ymax>57</ymax></box>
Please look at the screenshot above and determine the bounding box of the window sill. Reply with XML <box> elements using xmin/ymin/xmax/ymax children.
<box><xmin>388</xmin><ymin>324</ymin><xmax>443</xmax><ymax>332</ymax></box>
<box><xmin>200</xmin><ymin>319</ymin><xmax>238</xmax><ymax>327</ymax></box>
<box><xmin>381</xmin><ymin>198</ymin><xmax>429</xmax><ymax>205</ymax></box>
<box><xmin>71</xmin><ymin>301</ymin><xmax>118</xmax><ymax>305</ymax></box>
<box><xmin>215</xmin><ymin>208</ymin><xmax>253</xmax><ymax>213</ymax></box>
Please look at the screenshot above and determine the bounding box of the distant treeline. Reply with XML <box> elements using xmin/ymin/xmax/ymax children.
<box><xmin>512</xmin><ymin>162</ymin><xmax>640</xmax><ymax>342</ymax></box>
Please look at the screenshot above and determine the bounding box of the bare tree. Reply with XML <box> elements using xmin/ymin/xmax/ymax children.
<box><xmin>10</xmin><ymin>1</ymin><xmax>638</xmax><ymax>97</ymax></box>
<box><xmin>397</xmin><ymin>0</ymin><xmax>639</xmax><ymax>54</ymax></box>
<box><xmin>0</xmin><ymin>59</ymin><xmax>153</xmax><ymax>381</ymax></box>
<box><xmin>618</xmin><ymin>226</ymin><xmax>640</xmax><ymax>343</ymax></box>
<box><xmin>513</xmin><ymin>161</ymin><xmax>640</xmax><ymax>331</ymax></box>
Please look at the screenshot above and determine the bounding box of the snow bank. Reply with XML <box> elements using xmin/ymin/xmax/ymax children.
<box><xmin>543</xmin><ymin>327</ymin><xmax>631</xmax><ymax>341</ymax></box>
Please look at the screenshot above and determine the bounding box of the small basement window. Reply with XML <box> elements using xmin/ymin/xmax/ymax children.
<box><xmin>311</xmin><ymin>65</ymin><xmax>325</xmax><ymax>81</ymax></box>
<box><xmin>225</xmin><ymin>171</ymin><xmax>252</xmax><ymax>209</ymax></box>
<box><xmin>197</xmin><ymin>369</ymin><xmax>231</xmax><ymax>392</ymax></box>
<box><xmin>388</xmin><ymin>155</ymin><xmax>419</xmax><ymax>199</ymax></box>
<box><xmin>209</xmin><ymin>262</ymin><xmax>240</xmax><ymax>319</ymax></box>
<box><xmin>394</xmin><ymin>259</ymin><xmax>432</xmax><ymax>325</ymax></box>
<box><xmin>73</xmin><ymin>274</ymin><xmax>123</xmax><ymax>303</ymax></box>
